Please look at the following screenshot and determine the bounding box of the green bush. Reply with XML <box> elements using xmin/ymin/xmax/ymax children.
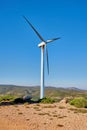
<box><xmin>38</xmin><ymin>97</ymin><xmax>55</xmax><ymax>104</ymax></box>
<box><xmin>0</xmin><ymin>95</ymin><xmax>16</xmax><ymax>102</ymax></box>
<box><xmin>69</xmin><ymin>97</ymin><xmax>87</xmax><ymax>108</ymax></box>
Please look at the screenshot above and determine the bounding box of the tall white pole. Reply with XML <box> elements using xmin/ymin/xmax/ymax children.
<box><xmin>40</xmin><ymin>46</ymin><xmax>44</xmax><ymax>99</ymax></box>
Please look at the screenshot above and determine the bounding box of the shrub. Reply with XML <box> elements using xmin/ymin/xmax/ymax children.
<box><xmin>38</xmin><ymin>97</ymin><xmax>55</xmax><ymax>104</ymax></box>
<box><xmin>0</xmin><ymin>95</ymin><xmax>16</xmax><ymax>102</ymax></box>
<box><xmin>69</xmin><ymin>97</ymin><xmax>87</xmax><ymax>108</ymax></box>
<box><xmin>13</xmin><ymin>98</ymin><xmax>24</xmax><ymax>104</ymax></box>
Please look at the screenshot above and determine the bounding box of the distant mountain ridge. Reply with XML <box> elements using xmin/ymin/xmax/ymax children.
<box><xmin>0</xmin><ymin>84</ymin><xmax>86</xmax><ymax>100</ymax></box>
<box><xmin>66</xmin><ymin>87</ymin><xmax>81</xmax><ymax>91</ymax></box>
<box><xmin>0</xmin><ymin>84</ymin><xmax>82</xmax><ymax>90</ymax></box>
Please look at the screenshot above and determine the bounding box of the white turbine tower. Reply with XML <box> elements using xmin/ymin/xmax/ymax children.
<box><xmin>23</xmin><ymin>16</ymin><xmax>60</xmax><ymax>99</ymax></box>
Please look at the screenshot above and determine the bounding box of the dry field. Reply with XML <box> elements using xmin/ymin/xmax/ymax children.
<box><xmin>0</xmin><ymin>100</ymin><xmax>87</xmax><ymax>130</ymax></box>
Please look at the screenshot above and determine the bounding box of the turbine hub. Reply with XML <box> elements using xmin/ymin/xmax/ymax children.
<box><xmin>38</xmin><ymin>41</ymin><xmax>46</xmax><ymax>47</ymax></box>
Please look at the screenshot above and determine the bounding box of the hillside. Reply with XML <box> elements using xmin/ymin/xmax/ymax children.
<box><xmin>0</xmin><ymin>85</ymin><xmax>87</xmax><ymax>100</ymax></box>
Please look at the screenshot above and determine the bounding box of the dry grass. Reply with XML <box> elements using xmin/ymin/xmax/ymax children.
<box><xmin>53</xmin><ymin>114</ymin><xmax>58</xmax><ymax>117</ymax></box>
<box><xmin>42</xmin><ymin>105</ymin><xmax>56</xmax><ymax>108</ymax></box>
<box><xmin>59</xmin><ymin>106</ymin><xmax>66</xmax><ymax>109</ymax></box>
<box><xmin>58</xmin><ymin>115</ymin><xmax>67</xmax><ymax>118</ymax></box>
<box><xmin>57</xmin><ymin>124</ymin><xmax>64</xmax><ymax>127</ymax></box>
<box><xmin>26</xmin><ymin>119</ymin><xmax>30</xmax><ymax>121</ymax></box>
<box><xmin>33</xmin><ymin>106</ymin><xmax>41</xmax><ymax>111</ymax></box>
<box><xmin>38</xmin><ymin>112</ymin><xmax>51</xmax><ymax>116</ymax></box>
<box><xmin>18</xmin><ymin>112</ymin><xmax>23</xmax><ymax>115</ymax></box>
<box><xmin>69</xmin><ymin>108</ymin><xmax>87</xmax><ymax>113</ymax></box>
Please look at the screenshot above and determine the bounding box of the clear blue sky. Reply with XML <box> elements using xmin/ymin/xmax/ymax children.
<box><xmin>0</xmin><ymin>0</ymin><xmax>87</xmax><ymax>89</ymax></box>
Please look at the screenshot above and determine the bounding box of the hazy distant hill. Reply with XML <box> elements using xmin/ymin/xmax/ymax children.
<box><xmin>66</xmin><ymin>87</ymin><xmax>82</xmax><ymax>91</ymax></box>
<box><xmin>0</xmin><ymin>85</ymin><xmax>87</xmax><ymax>99</ymax></box>
<box><xmin>0</xmin><ymin>85</ymin><xmax>40</xmax><ymax>99</ymax></box>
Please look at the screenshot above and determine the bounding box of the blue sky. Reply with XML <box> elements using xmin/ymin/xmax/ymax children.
<box><xmin>0</xmin><ymin>0</ymin><xmax>87</xmax><ymax>89</ymax></box>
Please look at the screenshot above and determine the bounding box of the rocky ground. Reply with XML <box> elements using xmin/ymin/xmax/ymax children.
<box><xmin>0</xmin><ymin>99</ymin><xmax>87</xmax><ymax>130</ymax></box>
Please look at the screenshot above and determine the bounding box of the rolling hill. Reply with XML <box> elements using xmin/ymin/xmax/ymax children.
<box><xmin>0</xmin><ymin>85</ymin><xmax>87</xmax><ymax>100</ymax></box>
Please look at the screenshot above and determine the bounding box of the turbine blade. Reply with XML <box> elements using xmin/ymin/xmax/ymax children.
<box><xmin>46</xmin><ymin>46</ymin><xmax>49</xmax><ymax>75</ymax></box>
<box><xmin>23</xmin><ymin>15</ymin><xmax>45</xmax><ymax>42</ymax></box>
<box><xmin>46</xmin><ymin>37</ymin><xmax>61</xmax><ymax>43</ymax></box>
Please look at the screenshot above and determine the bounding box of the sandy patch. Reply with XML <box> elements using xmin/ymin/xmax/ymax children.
<box><xmin>0</xmin><ymin>101</ymin><xmax>87</xmax><ymax>130</ymax></box>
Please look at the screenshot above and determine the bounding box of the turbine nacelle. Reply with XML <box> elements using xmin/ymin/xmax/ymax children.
<box><xmin>38</xmin><ymin>41</ymin><xmax>46</xmax><ymax>47</ymax></box>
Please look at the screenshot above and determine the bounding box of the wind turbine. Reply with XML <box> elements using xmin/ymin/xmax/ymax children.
<box><xmin>23</xmin><ymin>16</ymin><xmax>60</xmax><ymax>99</ymax></box>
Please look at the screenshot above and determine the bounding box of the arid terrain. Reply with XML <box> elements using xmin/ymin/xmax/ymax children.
<box><xmin>0</xmin><ymin>100</ymin><xmax>87</xmax><ymax>130</ymax></box>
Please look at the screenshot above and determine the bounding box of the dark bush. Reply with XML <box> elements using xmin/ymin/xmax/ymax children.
<box><xmin>13</xmin><ymin>98</ymin><xmax>24</xmax><ymax>104</ymax></box>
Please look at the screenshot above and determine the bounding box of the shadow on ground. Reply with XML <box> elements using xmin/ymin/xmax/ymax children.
<box><xmin>0</xmin><ymin>97</ymin><xmax>39</xmax><ymax>106</ymax></box>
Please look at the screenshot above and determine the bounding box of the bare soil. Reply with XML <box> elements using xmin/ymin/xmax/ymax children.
<box><xmin>0</xmin><ymin>100</ymin><xmax>87</xmax><ymax>130</ymax></box>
